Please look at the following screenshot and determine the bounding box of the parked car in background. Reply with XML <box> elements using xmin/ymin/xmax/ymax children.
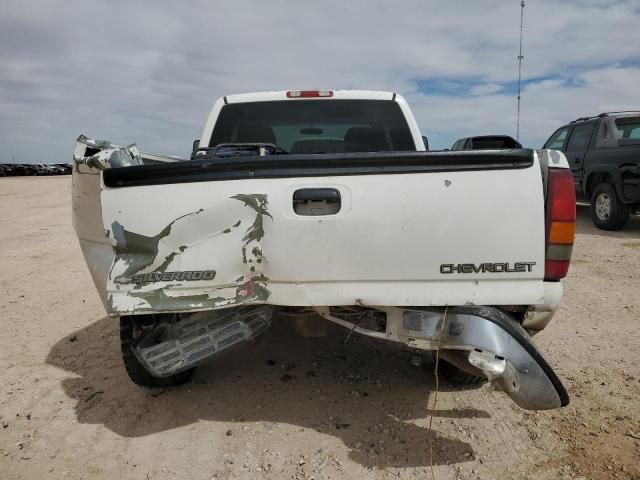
<box><xmin>5</xmin><ymin>164</ymin><xmax>24</xmax><ymax>175</ymax></box>
<box><xmin>451</xmin><ymin>135</ymin><xmax>522</xmax><ymax>150</ymax></box>
<box><xmin>23</xmin><ymin>164</ymin><xmax>40</xmax><ymax>176</ymax></box>
<box><xmin>544</xmin><ymin>112</ymin><xmax>640</xmax><ymax>230</ymax></box>
<box><xmin>9</xmin><ymin>164</ymin><xmax>22</xmax><ymax>175</ymax></box>
<box><xmin>57</xmin><ymin>163</ymin><xmax>72</xmax><ymax>174</ymax></box>
<box><xmin>1</xmin><ymin>162</ymin><xmax>73</xmax><ymax>176</ymax></box>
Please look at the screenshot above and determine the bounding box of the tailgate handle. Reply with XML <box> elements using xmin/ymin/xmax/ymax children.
<box><xmin>293</xmin><ymin>188</ymin><xmax>341</xmax><ymax>216</ymax></box>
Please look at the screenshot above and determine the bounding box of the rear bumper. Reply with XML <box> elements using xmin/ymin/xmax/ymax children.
<box><xmin>105</xmin><ymin>279</ymin><xmax>548</xmax><ymax>316</ymax></box>
<box><xmin>315</xmin><ymin>305</ymin><xmax>569</xmax><ymax>411</ymax></box>
<box><xmin>522</xmin><ymin>281</ymin><xmax>563</xmax><ymax>334</ymax></box>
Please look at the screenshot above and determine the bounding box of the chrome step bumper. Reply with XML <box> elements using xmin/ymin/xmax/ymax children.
<box><xmin>133</xmin><ymin>305</ymin><xmax>274</xmax><ymax>377</ymax></box>
<box><xmin>315</xmin><ymin>305</ymin><xmax>569</xmax><ymax>411</ymax></box>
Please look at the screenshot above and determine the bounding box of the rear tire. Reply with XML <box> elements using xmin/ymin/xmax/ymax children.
<box><xmin>590</xmin><ymin>183</ymin><xmax>630</xmax><ymax>230</ymax></box>
<box><xmin>119</xmin><ymin>316</ymin><xmax>194</xmax><ymax>388</ymax></box>
<box><xmin>438</xmin><ymin>359</ymin><xmax>486</xmax><ymax>386</ymax></box>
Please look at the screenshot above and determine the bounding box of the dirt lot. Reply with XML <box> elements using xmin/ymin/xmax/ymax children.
<box><xmin>1</xmin><ymin>176</ymin><xmax>639</xmax><ymax>480</ymax></box>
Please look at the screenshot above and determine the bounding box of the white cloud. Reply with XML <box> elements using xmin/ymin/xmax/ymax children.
<box><xmin>410</xmin><ymin>65</ymin><xmax>640</xmax><ymax>149</ymax></box>
<box><xmin>469</xmin><ymin>83</ymin><xmax>503</xmax><ymax>96</ymax></box>
<box><xmin>0</xmin><ymin>0</ymin><xmax>639</xmax><ymax>160</ymax></box>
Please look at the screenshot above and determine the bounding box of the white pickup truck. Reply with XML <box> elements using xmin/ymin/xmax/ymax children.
<box><xmin>72</xmin><ymin>89</ymin><xmax>576</xmax><ymax>410</ymax></box>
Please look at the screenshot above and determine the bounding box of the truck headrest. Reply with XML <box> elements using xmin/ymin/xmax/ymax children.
<box><xmin>235</xmin><ymin>124</ymin><xmax>276</xmax><ymax>145</ymax></box>
<box><xmin>343</xmin><ymin>127</ymin><xmax>388</xmax><ymax>153</ymax></box>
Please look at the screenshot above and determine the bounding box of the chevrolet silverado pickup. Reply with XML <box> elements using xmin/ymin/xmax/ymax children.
<box><xmin>72</xmin><ymin>89</ymin><xmax>575</xmax><ymax>410</ymax></box>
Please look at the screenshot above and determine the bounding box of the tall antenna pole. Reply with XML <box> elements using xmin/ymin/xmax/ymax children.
<box><xmin>516</xmin><ymin>0</ymin><xmax>525</xmax><ymax>142</ymax></box>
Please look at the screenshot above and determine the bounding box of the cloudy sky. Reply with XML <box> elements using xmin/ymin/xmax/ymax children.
<box><xmin>2</xmin><ymin>0</ymin><xmax>640</xmax><ymax>162</ymax></box>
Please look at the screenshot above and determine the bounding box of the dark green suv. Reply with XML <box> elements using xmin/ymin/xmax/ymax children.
<box><xmin>544</xmin><ymin>112</ymin><xmax>640</xmax><ymax>230</ymax></box>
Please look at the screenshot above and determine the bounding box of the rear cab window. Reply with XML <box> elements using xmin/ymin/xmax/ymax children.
<box><xmin>209</xmin><ymin>100</ymin><xmax>416</xmax><ymax>154</ymax></box>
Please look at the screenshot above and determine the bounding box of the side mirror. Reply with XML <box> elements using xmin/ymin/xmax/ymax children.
<box><xmin>192</xmin><ymin>139</ymin><xmax>200</xmax><ymax>154</ymax></box>
<box><xmin>422</xmin><ymin>136</ymin><xmax>429</xmax><ymax>151</ymax></box>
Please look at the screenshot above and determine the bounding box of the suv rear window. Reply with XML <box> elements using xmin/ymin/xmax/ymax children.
<box><xmin>616</xmin><ymin>117</ymin><xmax>640</xmax><ymax>140</ymax></box>
<box><xmin>209</xmin><ymin>100</ymin><xmax>415</xmax><ymax>154</ymax></box>
<box><xmin>596</xmin><ymin>116</ymin><xmax>640</xmax><ymax>147</ymax></box>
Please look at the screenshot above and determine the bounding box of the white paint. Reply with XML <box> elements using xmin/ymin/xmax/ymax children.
<box><xmin>101</xmin><ymin>161</ymin><xmax>548</xmax><ymax>311</ymax></box>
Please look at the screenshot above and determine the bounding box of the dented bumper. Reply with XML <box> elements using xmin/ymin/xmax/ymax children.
<box><xmin>315</xmin><ymin>305</ymin><xmax>569</xmax><ymax>411</ymax></box>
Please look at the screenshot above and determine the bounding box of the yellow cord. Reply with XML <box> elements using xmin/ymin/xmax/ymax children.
<box><xmin>428</xmin><ymin>306</ymin><xmax>449</xmax><ymax>480</ymax></box>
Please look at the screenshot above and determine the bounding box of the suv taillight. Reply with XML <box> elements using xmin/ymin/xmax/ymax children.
<box><xmin>544</xmin><ymin>168</ymin><xmax>576</xmax><ymax>281</ymax></box>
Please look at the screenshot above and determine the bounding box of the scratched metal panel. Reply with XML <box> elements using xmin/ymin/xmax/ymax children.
<box><xmin>95</xmin><ymin>158</ymin><xmax>546</xmax><ymax>315</ymax></box>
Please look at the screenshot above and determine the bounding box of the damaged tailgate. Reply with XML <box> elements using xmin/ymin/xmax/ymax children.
<box><xmin>91</xmin><ymin>149</ymin><xmax>547</xmax><ymax>315</ymax></box>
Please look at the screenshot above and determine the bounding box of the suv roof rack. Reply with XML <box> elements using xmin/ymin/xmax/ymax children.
<box><xmin>570</xmin><ymin>111</ymin><xmax>640</xmax><ymax>123</ymax></box>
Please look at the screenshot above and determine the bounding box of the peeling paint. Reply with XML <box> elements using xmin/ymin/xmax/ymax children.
<box><xmin>123</xmin><ymin>262</ymin><xmax>272</xmax><ymax>314</ymax></box>
<box><xmin>155</xmin><ymin>251</ymin><xmax>178</xmax><ymax>273</ymax></box>
<box><xmin>231</xmin><ymin>194</ymin><xmax>272</xmax><ymax>264</ymax></box>
<box><xmin>106</xmin><ymin>293</ymin><xmax>115</xmax><ymax>313</ymax></box>
<box><xmin>129</xmin><ymin>289</ymin><xmax>229</xmax><ymax>312</ymax></box>
<box><xmin>106</xmin><ymin>194</ymin><xmax>276</xmax><ymax>315</ymax></box>
<box><xmin>536</xmin><ymin>148</ymin><xmax>563</xmax><ymax>166</ymax></box>
<box><xmin>251</xmin><ymin>246</ymin><xmax>263</xmax><ymax>263</ymax></box>
<box><xmin>126</xmin><ymin>277</ymin><xmax>271</xmax><ymax>313</ymax></box>
<box><xmin>235</xmin><ymin>272</ymin><xmax>270</xmax><ymax>302</ymax></box>
<box><xmin>110</xmin><ymin>209</ymin><xmax>204</xmax><ymax>277</ymax></box>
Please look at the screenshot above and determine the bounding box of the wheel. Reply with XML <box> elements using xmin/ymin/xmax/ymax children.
<box><xmin>438</xmin><ymin>358</ymin><xmax>486</xmax><ymax>386</ymax></box>
<box><xmin>119</xmin><ymin>316</ymin><xmax>194</xmax><ymax>387</ymax></box>
<box><xmin>590</xmin><ymin>183</ymin><xmax>630</xmax><ymax>231</ymax></box>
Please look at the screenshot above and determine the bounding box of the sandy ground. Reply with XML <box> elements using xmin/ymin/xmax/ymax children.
<box><xmin>1</xmin><ymin>176</ymin><xmax>639</xmax><ymax>480</ymax></box>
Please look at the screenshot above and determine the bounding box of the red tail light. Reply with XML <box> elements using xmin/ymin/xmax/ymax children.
<box><xmin>286</xmin><ymin>90</ymin><xmax>333</xmax><ymax>98</ymax></box>
<box><xmin>544</xmin><ymin>168</ymin><xmax>576</xmax><ymax>281</ymax></box>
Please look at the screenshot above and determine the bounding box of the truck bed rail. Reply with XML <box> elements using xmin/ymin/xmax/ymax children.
<box><xmin>103</xmin><ymin>149</ymin><xmax>534</xmax><ymax>188</ymax></box>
